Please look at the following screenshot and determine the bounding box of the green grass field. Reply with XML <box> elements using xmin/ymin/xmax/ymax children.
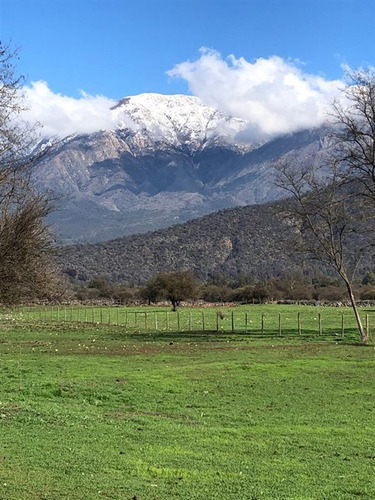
<box><xmin>1</xmin><ymin>306</ymin><xmax>375</xmax><ymax>499</ymax></box>
<box><xmin>6</xmin><ymin>303</ymin><xmax>375</xmax><ymax>339</ymax></box>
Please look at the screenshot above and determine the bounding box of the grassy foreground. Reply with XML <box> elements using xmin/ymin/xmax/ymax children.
<box><xmin>0</xmin><ymin>320</ymin><xmax>375</xmax><ymax>499</ymax></box>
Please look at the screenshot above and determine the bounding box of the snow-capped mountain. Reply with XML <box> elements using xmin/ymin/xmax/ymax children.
<box><xmin>34</xmin><ymin>93</ymin><xmax>329</xmax><ymax>244</ymax></box>
<box><xmin>111</xmin><ymin>93</ymin><xmax>248</xmax><ymax>151</ymax></box>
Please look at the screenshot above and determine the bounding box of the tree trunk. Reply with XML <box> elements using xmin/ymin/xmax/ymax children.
<box><xmin>344</xmin><ymin>279</ymin><xmax>368</xmax><ymax>342</ymax></box>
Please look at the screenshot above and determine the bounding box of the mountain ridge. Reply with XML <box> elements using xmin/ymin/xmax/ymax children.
<box><xmin>34</xmin><ymin>93</ymin><xmax>331</xmax><ymax>243</ymax></box>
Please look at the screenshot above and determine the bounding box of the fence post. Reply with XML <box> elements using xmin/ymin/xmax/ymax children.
<box><xmin>366</xmin><ymin>314</ymin><xmax>370</xmax><ymax>339</ymax></box>
<box><xmin>261</xmin><ymin>314</ymin><xmax>265</xmax><ymax>335</ymax></box>
<box><xmin>166</xmin><ymin>312</ymin><xmax>170</xmax><ymax>331</ymax></box>
<box><xmin>177</xmin><ymin>312</ymin><xmax>180</xmax><ymax>331</ymax></box>
<box><xmin>116</xmin><ymin>307</ymin><xmax>119</xmax><ymax>326</ymax></box>
<box><xmin>155</xmin><ymin>311</ymin><xmax>158</xmax><ymax>330</ymax></box>
<box><xmin>189</xmin><ymin>312</ymin><xmax>192</xmax><ymax>331</ymax></box>
<box><xmin>145</xmin><ymin>311</ymin><xmax>148</xmax><ymax>330</ymax></box>
<box><xmin>231</xmin><ymin>311</ymin><xmax>235</xmax><ymax>333</ymax></box>
<box><xmin>298</xmin><ymin>312</ymin><xmax>301</xmax><ymax>336</ymax></box>
<box><xmin>202</xmin><ymin>311</ymin><xmax>205</xmax><ymax>332</ymax></box>
<box><xmin>108</xmin><ymin>308</ymin><xmax>111</xmax><ymax>325</ymax></box>
<box><xmin>100</xmin><ymin>308</ymin><xmax>103</xmax><ymax>325</ymax></box>
<box><xmin>341</xmin><ymin>314</ymin><xmax>344</xmax><ymax>337</ymax></box>
<box><xmin>279</xmin><ymin>313</ymin><xmax>282</xmax><ymax>337</ymax></box>
<box><xmin>216</xmin><ymin>311</ymin><xmax>219</xmax><ymax>332</ymax></box>
<box><xmin>245</xmin><ymin>312</ymin><xmax>248</xmax><ymax>333</ymax></box>
<box><xmin>125</xmin><ymin>310</ymin><xmax>128</xmax><ymax>329</ymax></box>
<box><xmin>319</xmin><ymin>313</ymin><xmax>322</xmax><ymax>336</ymax></box>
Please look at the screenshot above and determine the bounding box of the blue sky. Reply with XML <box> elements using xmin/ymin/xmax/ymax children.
<box><xmin>1</xmin><ymin>0</ymin><xmax>374</xmax><ymax>99</ymax></box>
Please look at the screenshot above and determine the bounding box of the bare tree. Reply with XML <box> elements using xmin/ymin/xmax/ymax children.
<box><xmin>275</xmin><ymin>161</ymin><xmax>372</xmax><ymax>342</ymax></box>
<box><xmin>275</xmin><ymin>70</ymin><xmax>375</xmax><ymax>342</ymax></box>
<box><xmin>330</xmin><ymin>69</ymin><xmax>375</xmax><ymax>201</ymax></box>
<box><xmin>0</xmin><ymin>42</ymin><xmax>58</xmax><ymax>304</ymax></box>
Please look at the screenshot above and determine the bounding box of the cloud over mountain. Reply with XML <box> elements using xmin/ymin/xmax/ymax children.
<box><xmin>22</xmin><ymin>81</ymin><xmax>119</xmax><ymax>137</ymax></box>
<box><xmin>168</xmin><ymin>48</ymin><xmax>344</xmax><ymax>141</ymax></box>
<box><xmin>20</xmin><ymin>50</ymin><xmax>345</xmax><ymax>143</ymax></box>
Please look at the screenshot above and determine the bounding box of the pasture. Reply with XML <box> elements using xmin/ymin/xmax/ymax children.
<box><xmin>0</xmin><ymin>304</ymin><xmax>375</xmax><ymax>499</ymax></box>
<box><xmin>7</xmin><ymin>303</ymin><xmax>375</xmax><ymax>339</ymax></box>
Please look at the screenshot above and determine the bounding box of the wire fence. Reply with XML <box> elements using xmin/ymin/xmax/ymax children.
<box><xmin>2</xmin><ymin>305</ymin><xmax>373</xmax><ymax>339</ymax></box>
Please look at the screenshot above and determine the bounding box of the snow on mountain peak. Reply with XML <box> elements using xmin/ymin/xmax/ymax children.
<box><xmin>112</xmin><ymin>93</ymin><xmax>247</xmax><ymax>150</ymax></box>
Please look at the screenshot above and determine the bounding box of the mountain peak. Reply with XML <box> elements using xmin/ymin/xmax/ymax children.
<box><xmin>112</xmin><ymin>92</ymin><xmax>247</xmax><ymax>150</ymax></box>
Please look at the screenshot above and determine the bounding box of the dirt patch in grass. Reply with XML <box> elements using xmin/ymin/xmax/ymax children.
<box><xmin>0</xmin><ymin>403</ymin><xmax>23</xmax><ymax>419</ymax></box>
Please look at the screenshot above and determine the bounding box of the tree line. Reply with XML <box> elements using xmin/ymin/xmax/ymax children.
<box><xmin>70</xmin><ymin>270</ymin><xmax>375</xmax><ymax>308</ymax></box>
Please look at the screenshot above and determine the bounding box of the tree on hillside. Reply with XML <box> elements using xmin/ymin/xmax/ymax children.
<box><xmin>143</xmin><ymin>271</ymin><xmax>199</xmax><ymax>311</ymax></box>
<box><xmin>0</xmin><ymin>42</ymin><xmax>58</xmax><ymax>304</ymax></box>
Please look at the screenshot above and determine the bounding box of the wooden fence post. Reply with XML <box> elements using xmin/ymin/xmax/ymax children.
<box><xmin>189</xmin><ymin>312</ymin><xmax>192</xmax><ymax>331</ymax></box>
<box><xmin>341</xmin><ymin>314</ymin><xmax>344</xmax><ymax>337</ymax></box>
<box><xmin>261</xmin><ymin>314</ymin><xmax>265</xmax><ymax>335</ymax></box>
<box><xmin>145</xmin><ymin>311</ymin><xmax>148</xmax><ymax>330</ymax></box>
<box><xmin>298</xmin><ymin>312</ymin><xmax>301</xmax><ymax>336</ymax></box>
<box><xmin>177</xmin><ymin>312</ymin><xmax>180</xmax><ymax>331</ymax></box>
<box><xmin>319</xmin><ymin>313</ymin><xmax>322</xmax><ymax>335</ymax></box>
<box><xmin>245</xmin><ymin>312</ymin><xmax>248</xmax><ymax>333</ymax></box>
<box><xmin>155</xmin><ymin>311</ymin><xmax>158</xmax><ymax>330</ymax></box>
<box><xmin>166</xmin><ymin>312</ymin><xmax>170</xmax><ymax>331</ymax></box>
<box><xmin>231</xmin><ymin>311</ymin><xmax>235</xmax><ymax>333</ymax></box>
<box><xmin>202</xmin><ymin>311</ymin><xmax>205</xmax><ymax>332</ymax></box>
<box><xmin>366</xmin><ymin>314</ymin><xmax>370</xmax><ymax>339</ymax></box>
<box><xmin>279</xmin><ymin>313</ymin><xmax>282</xmax><ymax>337</ymax></box>
<box><xmin>216</xmin><ymin>311</ymin><xmax>219</xmax><ymax>332</ymax></box>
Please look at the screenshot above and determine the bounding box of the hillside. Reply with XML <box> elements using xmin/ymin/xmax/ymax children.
<box><xmin>56</xmin><ymin>201</ymin><xmax>317</xmax><ymax>283</ymax></box>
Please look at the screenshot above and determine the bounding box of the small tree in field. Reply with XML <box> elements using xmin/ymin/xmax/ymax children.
<box><xmin>144</xmin><ymin>271</ymin><xmax>198</xmax><ymax>311</ymax></box>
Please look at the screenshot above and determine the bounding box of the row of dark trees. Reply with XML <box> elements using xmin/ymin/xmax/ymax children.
<box><xmin>73</xmin><ymin>270</ymin><xmax>375</xmax><ymax>307</ymax></box>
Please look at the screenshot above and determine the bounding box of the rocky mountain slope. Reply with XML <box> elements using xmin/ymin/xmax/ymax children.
<box><xmin>35</xmin><ymin>93</ymin><xmax>331</xmax><ymax>244</ymax></box>
<box><xmin>55</xmin><ymin>201</ymin><xmax>320</xmax><ymax>284</ymax></box>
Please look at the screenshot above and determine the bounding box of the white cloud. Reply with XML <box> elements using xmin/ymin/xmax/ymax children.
<box><xmin>22</xmin><ymin>81</ymin><xmax>120</xmax><ymax>138</ymax></box>
<box><xmin>167</xmin><ymin>48</ymin><xmax>345</xmax><ymax>142</ymax></box>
